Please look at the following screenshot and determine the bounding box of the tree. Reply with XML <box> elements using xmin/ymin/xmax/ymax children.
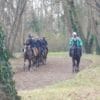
<box><xmin>62</xmin><ymin>0</ymin><xmax>95</xmax><ymax>53</ymax></box>
<box><xmin>0</xmin><ymin>26</ymin><xmax>20</xmax><ymax>100</ymax></box>
<box><xmin>0</xmin><ymin>0</ymin><xmax>27</xmax><ymax>54</ymax></box>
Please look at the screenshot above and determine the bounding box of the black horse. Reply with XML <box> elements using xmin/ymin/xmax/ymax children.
<box><xmin>40</xmin><ymin>47</ymin><xmax>48</xmax><ymax>65</ymax></box>
<box><xmin>43</xmin><ymin>48</ymin><xmax>48</xmax><ymax>64</ymax></box>
<box><xmin>70</xmin><ymin>46</ymin><xmax>82</xmax><ymax>73</ymax></box>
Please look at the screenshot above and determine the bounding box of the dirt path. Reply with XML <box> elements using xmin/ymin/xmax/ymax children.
<box><xmin>11</xmin><ymin>56</ymin><xmax>92</xmax><ymax>91</ymax></box>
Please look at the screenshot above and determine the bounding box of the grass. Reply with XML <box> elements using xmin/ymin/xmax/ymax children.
<box><xmin>48</xmin><ymin>52</ymin><xmax>70</xmax><ymax>58</ymax></box>
<box><xmin>18</xmin><ymin>53</ymin><xmax>100</xmax><ymax>100</ymax></box>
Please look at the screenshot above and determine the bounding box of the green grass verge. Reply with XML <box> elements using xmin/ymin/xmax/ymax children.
<box><xmin>48</xmin><ymin>52</ymin><xmax>67</xmax><ymax>57</ymax></box>
<box><xmin>19</xmin><ymin>54</ymin><xmax>100</xmax><ymax>100</ymax></box>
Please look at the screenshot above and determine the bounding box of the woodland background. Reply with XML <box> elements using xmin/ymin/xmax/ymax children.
<box><xmin>0</xmin><ymin>0</ymin><xmax>100</xmax><ymax>54</ymax></box>
<box><xmin>0</xmin><ymin>0</ymin><xmax>100</xmax><ymax>100</ymax></box>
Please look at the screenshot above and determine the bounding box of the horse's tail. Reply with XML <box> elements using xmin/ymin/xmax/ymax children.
<box><xmin>45</xmin><ymin>47</ymin><xmax>48</xmax><ymax>56</ymax></box>
<box><xmin>46</xmin><ymin>47</ymin><xmax>48</xmax><ymax>53</ymax></box>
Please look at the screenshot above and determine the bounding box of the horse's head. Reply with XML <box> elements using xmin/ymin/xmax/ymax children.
<box><xmin>23</xmin><ymin>45</ymin><xmax>31</xmax><ymax>53</ymax></box>
<box><xmin>23</xmin><ymin>45</ymin><xmax>33</xmax><ymax>60</ymax></box>
<box><xmin>23</xmin><ymin>45</ymin><xmax>26</xmax><ymax>53</ymax></box>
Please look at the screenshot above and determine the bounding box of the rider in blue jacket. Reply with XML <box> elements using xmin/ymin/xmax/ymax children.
<box><xmin>42</xmin><ymin>37</ymin><xmax>48</xmax><ymax>48</ymax></box>
<box><xmin>69</xmin><ymin>32</ymin><xmax>83</xmax><ymax>57</ymax></box>
<box><xmin>31</xmin><ymin>38</ymin><xmax>36</xmax><ymax>48</ymax></box>
<box><xmin>69</xmin><ymin>32</ymin><xmax>83</xmax><ymax>48</ymax></box>
<box><xmin>36</xmin><ymin>38</ymin><xmax>41</xmax><ymax>48</ymax></box>
<box><xmin>40</xmin><ymin>37</ymin><xmax>48</xmax><ymax>55</ymax></box>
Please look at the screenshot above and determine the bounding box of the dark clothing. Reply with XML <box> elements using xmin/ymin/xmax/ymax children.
<box><xmin>26</xmin><ymin>38</ymin><xmax>38</xmax><ymax>49</ymax></box>
<box><xmin>42</xmin><ymin>39</ymin><xmax>48</xmax><ymax>47</ymax></box>
<box><xmin>69</xmin><ymin>46</ymin><xmax>82</xmax><ymax>57</ymax></box>
<box><xmin>73</xmin><ymin>40</ymin><xmax>77</xmax><ymax>47</ymax></box>
<box><xmin>26</xmin><ymin>38</ymin><xmax>48</xmax><ymax>56</ymax></box>
<box><xmin>41</xmin><ymin>39</ymin><xmax>48</xmax><ymax>50</ymax></box>
<box><xmin>31</xmin><ymin>39</ymin><xmax>37</xmax><ymax>48</ymax></box>
<box><xmin>26</xmin><ymin>38</ymin><xmax>33</xmax><ymax>47</ymax></box>
<box><xmin>36</xmin><ymin>39</ymin><xmax>41</xmax><ymax>48</ymax></box>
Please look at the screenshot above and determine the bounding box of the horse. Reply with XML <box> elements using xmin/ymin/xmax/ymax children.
<box><xmin>69</xmin><ymin>46</ymin><xmax>82</xmax><ymax>73</ymax></box>
<box><xmin>38</xmin><ymin>47</ymin><xmax>48</xmax><ymax>65</ymax></box>
<box><xmin>23</xmin><ymin>45</ymin><xmax>34</xmax><ymax>71</ymax></box>
<box><xmin>23</xmin><ymin>43</ymin><xmax>48</xmax><ymax>70</ymax></box>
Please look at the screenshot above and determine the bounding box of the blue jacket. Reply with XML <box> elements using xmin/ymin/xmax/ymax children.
<box><xmin>69</xmin><ymin>37</ymin><xmax>83</xmax><ymax>47</ymax></box>
<box><xmin>31</xmin><ymin>39</ymin><xmax>37</xmax><ymax>47</ymax></box>
<box><xmin>36</xmin><ymin>39</ymin><xmax>41</xmax><ymax>48</ymax></box>
<box><xmin>41</xmin><ymin>39</ymin><xmax>48</xmax><ymax>48</ymax></box>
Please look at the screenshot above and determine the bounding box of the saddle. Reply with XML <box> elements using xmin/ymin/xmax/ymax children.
<box><xmin>33</xmin><ymin>47</ymin><xmax>39</xmax><ymax>56</ymax></box>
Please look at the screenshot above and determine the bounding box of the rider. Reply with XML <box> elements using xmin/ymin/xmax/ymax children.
<box><xmin>69</xmin><ymin>32</ymin><xmax>83</xmax><ymax>56</ymax></box>
<box><xmin>26</xmin><ymin>34</ymin><xmax>33</xmax><ymax>47</ymax></box>
<box><xmin>25</xmin><ymin>34</ymin><xmax>38</xmax><ymax>54</ymax></box>
<box><xmin>42</xmin><ymin>37</ymin><xmax>48</xmax><ymax>48</ymax></box>
<box><xmin>41</xmin><ymin>37</ymin><xmax>48</xmax><ymax>55</ymax></box>
<box><xmin>34</xmin><ymin>37</ymin><xmax>41</xmax><ymax>55</ymax></box>
<box><xmin>42</xmin><ymin>37</ymin><xmax>48</xmax><ymax>49</ymax></box>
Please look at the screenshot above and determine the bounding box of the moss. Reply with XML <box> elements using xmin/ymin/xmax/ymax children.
<box><xmin>0</xmin><ymin>26</ymin><xmax>20</xmax><ymax>100</ymax></box>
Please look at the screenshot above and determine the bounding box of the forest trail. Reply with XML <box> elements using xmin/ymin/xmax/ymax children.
<box><xmin>11</xmin><ymin>56</ymin><xmax>92</xmax><ymax>91</ymax></box>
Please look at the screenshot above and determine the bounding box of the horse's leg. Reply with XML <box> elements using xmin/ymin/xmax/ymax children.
<box><xmin>43</xmin><ymin>51</ymin><xmax>47</xmax><ymax>65</ymax></box>
<box><xmin>28</xmin><ymin>59</ymin><xmax>31</xmax><ymax>71</ymax></box>
<box><xmin>44</xmin><ymin>54</ymin><xmax>47</xmax><ymax>65</ymax></box>
<box><xmin>42</xmin><ymin>49</ymin><xmax>48</xmax><ymax>65</ymax></box>
<box><xmin>76</xmin><ymin>57</ymin><xmax>80</xmax><ymax>72</ymax></box>
<box><xmin>35</xmin><ymin>57</ymin><xmax>37</xmax><ymax>67</ymax></box>
<box><xmin>35</xmin><ymin>56</ymin><xmax>39</xmax><ymax>68</ymax></box>
<box><xmin>43</xmin><ymin>57</ymin><xmax>46</xmax><ymax>65</ymax></box>
<box><xmin>23</xmin><ymin>58</ymin><xmax>26</xmax><ymax>71</ymax></box>
<box><xmin>41</xmin><ymin>55</ymin><xmax>45</xmax><ymax>65</ymax></box>
<box><xmin>32</xmin><ymin>56</ymin><xmax>35</xmax><ymax>67</ymax></box>
<box><xmin>37</xmin><ymin>55</ymin><xmax>40</xmax><ymax>67</ymax></box>
<box><xmin>45</xmin><ymin>49</ymin><xmax>48</xmax><ymax>64</ymax></box>
<box><xmin>41</xmin><ymin>53</ymin><xmax>45</xmax><ymax>65</ymax></box>
<box><xmin>72</xmin><ymin>57</ymin><xmax>75</xmax><ymax>73</ymax></box>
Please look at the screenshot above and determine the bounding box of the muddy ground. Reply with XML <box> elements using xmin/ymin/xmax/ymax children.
<box><xmin>11</xmin><ymin>56</ymin><xmax>92</xmax><ymax>90</ymax></box>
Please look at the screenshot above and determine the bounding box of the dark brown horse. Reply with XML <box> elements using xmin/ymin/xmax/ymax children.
<box><xmin>23</xmin><ymin>45</ymin><xmax>40</xmax><ymax>71</ymax></box>
<box><xmin>23</xmin><ymin>45</ymin><xmax>34</xmax><ymax>71</ymax></box>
